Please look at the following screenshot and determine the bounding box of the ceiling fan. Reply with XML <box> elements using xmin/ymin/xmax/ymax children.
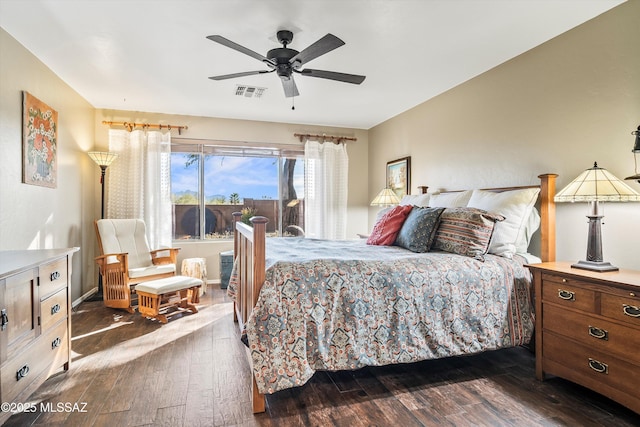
<box><xmin>206</xmin><ymin>30</ymin><xmax>366</xmax><ymax>98</ymax></box>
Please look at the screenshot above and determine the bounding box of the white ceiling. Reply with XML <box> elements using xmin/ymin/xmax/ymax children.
<box><xmin>0</xmin><ymin>0</ymin><xmax>624</xmax><ymax>130</ymax></box>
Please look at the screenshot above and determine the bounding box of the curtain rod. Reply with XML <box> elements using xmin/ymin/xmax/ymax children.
<box><xmin>294</xmin><ymin>133</ymin><xmax>357</xmax><ymax>143</ymax></box>
<box><xmin>102</xmin><ymin>121</ymin><xmax>188</xmax><ymax>135</ymax></box>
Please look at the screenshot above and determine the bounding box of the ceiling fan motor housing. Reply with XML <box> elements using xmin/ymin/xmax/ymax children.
<box><xmin>267</xmin><ymin>47</ymin><xmax>299</xmax><ymax>79</ymax></box>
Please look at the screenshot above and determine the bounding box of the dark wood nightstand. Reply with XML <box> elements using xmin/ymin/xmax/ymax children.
<box><xmin>528</xmin><ymin>262</ymin><xmax>640</xmax><ymax>414</ymax></box>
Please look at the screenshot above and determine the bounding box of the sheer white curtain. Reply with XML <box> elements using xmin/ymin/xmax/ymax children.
<box><xmin>304</xmin><ymin>140</ymin><xmax>349</xmax><ymax>239</ymax></box>
<box><xmin>107</xmin><ymin>129</ymin><xmax>172</xmax><ymax>249</ymax></box>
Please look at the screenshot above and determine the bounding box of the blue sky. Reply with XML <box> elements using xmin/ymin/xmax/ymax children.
<box><xmin>171</xmin><ymin>154</ymin><xmax>303</xmax><ymax>201</ymax></box>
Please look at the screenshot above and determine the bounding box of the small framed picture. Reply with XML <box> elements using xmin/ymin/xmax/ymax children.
<box><xmin>386</xmin><ymin>156</ymin><xmax>410</xmax><ymax>199</ymax></box>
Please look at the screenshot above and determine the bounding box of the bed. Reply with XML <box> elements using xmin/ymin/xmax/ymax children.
<box><xmin>229</xmin><ymin>174</ymin><xmax>558</xmax><ymax>413</ymax></box>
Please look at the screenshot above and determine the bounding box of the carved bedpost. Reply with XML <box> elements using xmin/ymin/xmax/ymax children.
<box><xmin>248</xmin><ymin>215</ymin><xmax>268</xmax><ymax>414</ymax></box>
<box><xmin>232</xmin><ymin>212</ymin><xmax>241</xmax><ymax>323</ymax></box>
<box><xmin>232</xmin><ymin>212</ymin><xmax>242</xmax><ymax>257</ymax></box>
<box><xmin>538</xmin><ymin>174</ymin><xmax>558</xmax><ymax>262</ymax></box>
<box><xmin>249</xmin><ymin>216</ymin><xmax>268</xmax><ymax>308</ymax></box>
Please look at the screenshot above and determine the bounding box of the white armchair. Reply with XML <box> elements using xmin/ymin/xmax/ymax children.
<box><xmin>94</xmin><ymin>219</ymin><xmax>180</xmax><ymax>313</ymax></box>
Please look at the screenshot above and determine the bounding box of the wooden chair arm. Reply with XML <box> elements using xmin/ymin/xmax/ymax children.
<box><xmin>95</xmin><ymin>253</ymin><xmax>129</xmax><ymax>275</ymax></box>
<box><xmin>150</xmin><ymin>247</ymin><xmax>180</xmax><ymax>265</ymax></box>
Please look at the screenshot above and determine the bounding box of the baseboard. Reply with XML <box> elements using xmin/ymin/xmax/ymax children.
<box><xmin>74</xmin><ymin>287</ymin><xmax>98</xmax><ymax>308</ymax></box>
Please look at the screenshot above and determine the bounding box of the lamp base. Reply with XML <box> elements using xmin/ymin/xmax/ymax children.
<box><xmin>571</xmin><ymin>260</ymin><xmax>619</xmax><ymax>272</ymax></box>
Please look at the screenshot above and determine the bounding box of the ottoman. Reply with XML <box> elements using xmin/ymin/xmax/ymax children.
<box><xmin>135</xmin><ymin>275</ymin><xmax>202</xmax><ymax>323</ymax></box>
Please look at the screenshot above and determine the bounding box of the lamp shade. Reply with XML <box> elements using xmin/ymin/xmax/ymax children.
<box><xmin>88</xmin><ymin>151</ymin><xmax>118</xmax><ymax>167</ymax></box>
<box><xmin>371</xmin><ymin>188</ymin><xmax>400</xmax><ymax>206</ymax></box>
<box><xmin>555</xmin><ymin>162</ymin><xmax>640</xmax><ymax>203</ymax></box>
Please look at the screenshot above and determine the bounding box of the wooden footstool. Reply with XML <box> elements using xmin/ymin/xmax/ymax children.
<box><xmin>134</xmin><ymin>276</ymin><xmax>202</xmax><ymax>323</ymax></box>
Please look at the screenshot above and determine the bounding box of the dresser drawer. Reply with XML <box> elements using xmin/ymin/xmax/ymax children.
<box><xmin>601</xmin><ymin>293</ymin><xmax>640</xmax><ymax>326</ymax></box>
<box><xmin>40</xmin><ymin>288</ymin><xmax>68</xmax><ymax>332</ymax></box>
<box><xmin>543</xmin><ymin>332</ymin><xmax>639</xmax><ymax>399</ymax></box>
<box><xmin>0</xmin><ymin>320</ymin><xmax>68</xmax><ymax>403</ymax></box>
<box><xmin>543</xmin><ymin>304</ymin><xmax>640</xmax><ymax>364</ymax></box>
<box><xmin>541</xmin><ymin>274</ymin><xmax>596</xmax><ymax>313</ymax></box>
<box><xmin>39</xmin><ymin>258</ymin><xmax>68</xmax><ymax>299</ymax></box>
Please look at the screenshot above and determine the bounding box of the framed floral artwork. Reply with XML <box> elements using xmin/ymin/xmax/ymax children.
<box><xmin>23</xmin><ymin>91</ymin><xmax>58</xmax><ymax>188</ymax></box>
<box><xmin>386</xmin><ymin>156</ymin><xmax>411</xmax><ymax>199</ymax></box>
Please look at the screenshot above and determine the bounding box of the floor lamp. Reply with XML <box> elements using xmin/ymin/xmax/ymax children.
<box><xmin>87</xmin><ymin>151</ymin><xmax>118</xmax><ymax>301</ymax></box>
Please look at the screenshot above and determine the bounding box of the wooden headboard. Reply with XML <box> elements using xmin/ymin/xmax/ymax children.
<box><xmin>417</xmin><ymin>174</ymin><xmax>557</xmax><ymax>262</ymax></box>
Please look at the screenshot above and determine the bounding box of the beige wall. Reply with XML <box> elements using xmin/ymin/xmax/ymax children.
<box><xmin>369</xmin><ymin>1</ymin><xmax>640</xmax><ymax>269</ymax></box>
<box><xmin>0</xmin><ymin>29</ymin><xmax>96</xmax><ymax>301</ymax></box>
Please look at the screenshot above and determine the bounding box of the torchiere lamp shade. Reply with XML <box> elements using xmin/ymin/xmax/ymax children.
<box><xmin>88</xmin><ymin>151</ymin><xmax>118</xmax><ymax>167</ymax></box>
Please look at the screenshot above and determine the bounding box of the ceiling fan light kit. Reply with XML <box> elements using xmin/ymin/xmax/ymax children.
<box><xmin>207</xmin><ymin>30</ymin><xmax>366</xmax><ymax>99</ymax></box>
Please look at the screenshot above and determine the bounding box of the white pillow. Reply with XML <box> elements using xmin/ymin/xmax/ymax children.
<box><xmin>400</xmin><ymin>193</ymin><xmax>430</xmax><ymax>207</ymax></box>
<box><xmin>516</xmin><ymin>207</ymin><xmax>541</xmax><ymax>254</ymax></box>
<box><xmin>429</xmin><ymin>190</ymin><xmax>472</xmax><ymax>208</ymax></box>
<box><xmin>374</xmin><ymin>206</ymin><xmax>393</xmax><ymax>223</ymax></box>
<box><xmin>466</xmin><ymin>188</ymin><xmax>540</xmax><ymax>258</ymax></box>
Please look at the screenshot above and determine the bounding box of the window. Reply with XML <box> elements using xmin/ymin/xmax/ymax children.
<box><xmin>171</xmin><ymin>141</ymin><xmax>304</xmax><ymax>240</ymax></box>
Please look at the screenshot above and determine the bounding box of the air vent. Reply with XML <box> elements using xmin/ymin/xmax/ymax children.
<box><xmin>235</xmin><ymin>85</ymin><xmax>267</xmax><ymax>98</ymax></box>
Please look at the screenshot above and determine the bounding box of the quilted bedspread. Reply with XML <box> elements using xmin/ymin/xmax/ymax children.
<box><xmin>228</xmin><ymin>238</ymin><xmax>535</xmax><ymax>395</ymax></box>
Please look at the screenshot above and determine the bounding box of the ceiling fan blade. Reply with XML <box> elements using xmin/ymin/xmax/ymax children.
<box><xmin>281</xmin><ymin>76</ymin><xmax>299</xmax><ymax>98</ymax></box>
<box><xmin>298</xmin><ymin>68</ymin><xmax>366</xmax><ymax>84</ymax></box>
<box><xmin>207</xmin><ymin>35</ymin><xmax>275</xmax><ymax>66</ymax></box>
<box><xmin>209</xmin><ymin>70</ymin><xmax>274</xmax><ymax>81</ymax></box>
<box><xmin>289</xmin><ymin>34</ymin><xmax>345</xmax><ymax>67</ymax></box>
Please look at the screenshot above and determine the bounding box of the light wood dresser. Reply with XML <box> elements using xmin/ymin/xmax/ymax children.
<box><xmin>0</xmin><ymin>248</ymin><xmax>78</xmax><ymax>424</ymax></box>
<box><xmin>528</xmin><ymin>262</ymin><xmax>640</xmax><ymax>415</ymax></box>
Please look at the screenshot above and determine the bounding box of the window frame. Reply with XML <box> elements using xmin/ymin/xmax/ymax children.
<box><xmin>171</xmin><ymin>138</ymin><xmax>304</xmax><ymax>241</ymax></box>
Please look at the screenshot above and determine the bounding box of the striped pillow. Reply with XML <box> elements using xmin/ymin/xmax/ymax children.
<box><xmin>433</xmin><ymin>208</ymin><xmax>505</xmax><ymax>260</ymax></box>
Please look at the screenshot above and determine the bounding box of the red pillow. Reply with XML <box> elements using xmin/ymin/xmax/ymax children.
<box><xmin>367</xmin><ymin>205</ymin><xmax>413</xmax><ymax>245</ymax></box>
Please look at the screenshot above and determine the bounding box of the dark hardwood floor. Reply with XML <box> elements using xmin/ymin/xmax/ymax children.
<box><xmin>5</xmin><ymin>287</ymin><xmax>639</xmax><ymax>426</ymax></box>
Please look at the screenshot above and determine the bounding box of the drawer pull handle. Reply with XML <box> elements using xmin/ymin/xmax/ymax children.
<box><xmin>588</xmin><ymin>326</ymin><xmax>608</xmax><ymax>340</ymax></box>
<box><xmin>16</xmin><ymin>364</ymin><xmax>30</xmax><ymax>381</ymax></box>
<box><xmin>52</xmin><ymin>337</ymin><xmax>62</xmax><ymax>348</ymax></box>
<box><xmin>51</xmin><ymin>304</ymin><xmax>61</xmax><ymax>315</ymax></box>
<box><xmin>1</xmin><ymin>309</ymin><xmax>8</xmax><ymax>331</ymax></box>
<box><xmin>588</xmin><ymin>358</ymin><xmax>608</xmax><ymax>374</ymax></box>
<box><xmin>622</xmin><ymin>304</ymin><xmax>640</xmax><ymax>318</ymax></box>
<box><xmin>558</xmin><ymin>289</ymin><xmax>575</xmax><ymax>301</ymax></box>
<box><xmin>50</xmin><ymin>271</ymin><xmax>61</xmax><ymax>281</ymax></box>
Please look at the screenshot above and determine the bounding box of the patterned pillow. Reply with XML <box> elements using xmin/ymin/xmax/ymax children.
<box><xmin>367</xmin><ymin>205</ymin><xmax>413</xmax><ymax>246</ymax></box>
<box><xmin>433</xmin><ymin>207</ymin><xmax>505</xmax><ymax>260</ymax></box>
<box><xmin>467</xmin><ymin>188</ymin><xmax>540</xmax><ymax>258</ymax></box>
<box><xmin>395</xmin><ymin>207</ymin><xmax>445</xmax><ymax>252</ymax></box>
